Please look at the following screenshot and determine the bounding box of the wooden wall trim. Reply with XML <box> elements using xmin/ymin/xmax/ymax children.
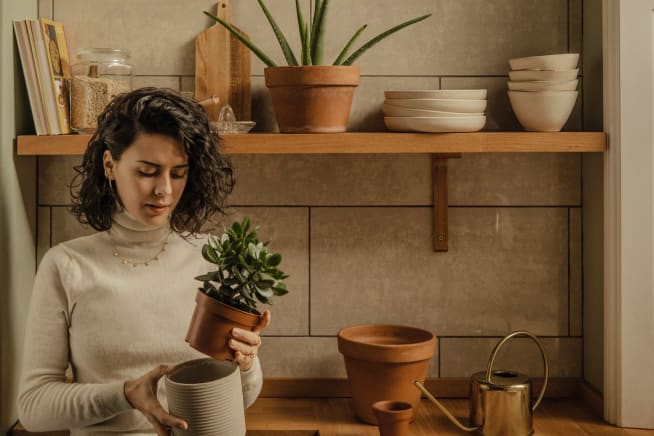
<box><xmin>260</xmin><ymin>377</ymin><xmax>581</xmax><ymax>399</ymax></box>
<box><xmin>579</xmin><ymin>381</ymin><xmax>604</xmax><ymax>419</ymax></box>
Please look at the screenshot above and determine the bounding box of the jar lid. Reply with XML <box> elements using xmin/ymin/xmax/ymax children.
<box><xmin>76</xmin><ymin>48</ymin><xmax>130</xmax><ymax>63</ymax></box>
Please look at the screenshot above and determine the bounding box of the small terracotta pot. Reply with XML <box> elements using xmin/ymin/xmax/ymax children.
<box><xmin>264</xmin><ymin>65</ymin><xmax>360</xmax><ymax>133</ymax></box>
<box><xmin>186</xmin><ymin>290</ymin><xmax>260</xmax><ymax>360</ymax></box>
<box><xmin>372</xmin><ymin>401</ymin><xmax>414</xmax><ymax>436</ymax></box>
<box><xmin>337</xmin><ymin>324</ymin><xmax>436</xmax><ymax>425</ymax></box>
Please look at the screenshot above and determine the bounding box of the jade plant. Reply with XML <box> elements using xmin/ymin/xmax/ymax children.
<box><xmin>195</xmin><ymin>217</ymin><xmax>289</xmax><ymax>314</ymax></box>
<box><xmin>204</xmin><ymin>0</ymin><xmax>431</xmax><ymax>67</ymax></box>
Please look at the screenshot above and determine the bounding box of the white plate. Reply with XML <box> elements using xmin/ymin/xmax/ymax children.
<box><xmin>382</xmin><ymin>104</ymin><xmax>484</xmax><ymax>117</ymax></box>
<box><xmin>384</xmin><ymin>116</ymin><xmax>486</xmax><ymax>133</ymax></box>
<box><xmin>507</xmin><ymin>79</ymin><xmax>578</xmax><ymax>92</ymax></box>
<box><xmin>508</xmin><ymin>69</ymin><xmax>578</xmax><ymax>82</ymax></box>
<box><xmin>509</xmin><ymin>53</ymin><xmax>579</xmax><ymax>71</ymax></box>
<box><xmin>384</xmin><ymin>98</ymin><xmax>487</xmax><ymax>113</ymax></box>
<box><xmin>384</xmin><ymin>89</ymin><xmax>487</xmax><ymax>100</ymax></box>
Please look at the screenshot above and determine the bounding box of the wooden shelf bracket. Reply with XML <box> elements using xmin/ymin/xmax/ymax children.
<box><xmin>432</xmin><ymin>153</ymin><xmax>461</xmax><ymax>252</ymax></box>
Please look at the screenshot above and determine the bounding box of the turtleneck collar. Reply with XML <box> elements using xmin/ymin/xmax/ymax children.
<box><xmin>109</xmin><ymin>209</ymin><xmax>171</xmax><ymax>246</ymax></box>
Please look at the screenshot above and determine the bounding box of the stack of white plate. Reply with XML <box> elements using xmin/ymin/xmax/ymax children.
<box><xmin>507</xmin><ymin>53</ymin><xmax>579</xmax><ymax>131</ymax></box>
<box><xmin>383</xmin><ymin>89</ymin><xmax>487</xmax><ymax>133</ymax></box>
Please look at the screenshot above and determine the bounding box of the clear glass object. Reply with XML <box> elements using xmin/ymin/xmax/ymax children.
<box><xmin>212</xmin><ymin>104</ymin><xmax>255</xmax><ymax>134</ymax></box>
<box><xmin>70</xmin><ymin>48</ymin><xmax>133</xmax><ymax>133</ymax></box>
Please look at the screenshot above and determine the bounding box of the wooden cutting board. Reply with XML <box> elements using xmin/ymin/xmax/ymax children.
<box><xmin>195</xmin><ymin>0</ymin><xmax>251</xmax><ymax>122</ymax></box>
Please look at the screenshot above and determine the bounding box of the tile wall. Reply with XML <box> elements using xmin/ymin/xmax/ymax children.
<box><xmin>37</xmin><ymin>0</ymin><xmax>585</xmax><ymax>379</ymax></box>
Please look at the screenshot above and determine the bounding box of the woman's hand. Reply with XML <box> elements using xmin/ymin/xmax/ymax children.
<box><xmin>124</xmin><ymin>365</ymin><xmax>188</xmax><ymax>436</ymax></box>
<box><xmin>229</xmin><ymin>309</ymin><xmax>271</xmax><ymax>371</ymax></box>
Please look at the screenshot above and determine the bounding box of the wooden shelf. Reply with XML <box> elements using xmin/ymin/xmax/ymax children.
<box><xmin>16</xmin><ymin>131</ymin><xmax>606</xmax><ymax>253</ymax></box>
<box><xmin>16</xmin><ymin>131</ymin><xmax>606</xmax><ymax>155</ymax></box>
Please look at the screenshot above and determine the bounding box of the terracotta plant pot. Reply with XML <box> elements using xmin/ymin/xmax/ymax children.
<box><xmin>264</xmin><ymin>65</ymin><xmax>360</xmax><ymax>133</ymax></box>
<box><xmin>372</xmin><ymin>400</ymin><xmax>414</xmax><ymax>436</ymax></box>
<box><xmin>186</xmin><ymin>290</ymin><xmax>260</xmax><ymax>360</ymax></box>
<box><xmin>337</xmin><ymin>324</ymin><xmax>436</xmax><ymax>425</ymax></box>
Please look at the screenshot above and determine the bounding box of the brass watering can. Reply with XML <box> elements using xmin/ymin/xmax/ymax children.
<box><xmin>414</xmin><ymin>331</ymin><xmax>549</xmax><ymax>436</ymax></box>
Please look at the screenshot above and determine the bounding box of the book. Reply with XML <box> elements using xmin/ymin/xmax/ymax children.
<box><xmin>40</xmin><ymin>18</ymin><xmax>72</xmax><ymax>134</ymax></box>
<box><xmin>13</xmin><ymin>19</ymin><xmax>48</xmax><ymax>135</ymax></box>
<box><xmin>28</xmin><ymin>19</ymin><xmax>60</xmax><ymax>134</ymax></box>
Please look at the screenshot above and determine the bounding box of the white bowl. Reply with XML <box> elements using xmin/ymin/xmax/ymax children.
<box><xmin>382</xmin><ymin>104</ymin><xmax>484</xmax><ymax>118</ymax></box>
<box><xmin>508</xmin><ymin>91</ymin><xmax>578</xmax><ymax>132</ymax></box>
<box><xmin>508</xmin><ymin>69</ymin><xmax>578</xmax><ymax>82</ymax></box>
<box><xmin>509</xmin><ymin>53</ymin><xmax>579</xmax><ymax>71</ymax></box>
<box><xmin>384</xmin><ymin>115</ymin><xmax>486</xmax><ymax>133</ymax></box>
<box><xmin>508</xmin><ymin>79</ymin><xmax>578</xmax><ymax>92</ymax></box>
<box><xmin>384</xmin><ymin>89</ymin><xmax>487</xmax><ymax>100</ymax></box>
<box><xmin>384</xmin><ymin>98</ymin><xmax>487</xmax><ymax>113</ymax></box>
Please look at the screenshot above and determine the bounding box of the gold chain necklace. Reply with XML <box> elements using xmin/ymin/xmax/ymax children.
<box><xmin>109</xmin><ymin>232</ymin><xmax>170</xmax><ymax>268</ymax></box>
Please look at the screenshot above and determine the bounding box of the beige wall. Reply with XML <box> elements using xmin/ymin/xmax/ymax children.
<box><xmin>33</xmin><ymin>0</ymin><xmax>592</xmax><ymax>381</ymax></box>
<box><xmin>1</xmin><ymin>0</ymin><xmax>38</xmax><ymax>432</ymax></box>
<box><xmin>581</xmin><ymin>0</ymin><xmax>604</xmax><ymax>393</ymax></box>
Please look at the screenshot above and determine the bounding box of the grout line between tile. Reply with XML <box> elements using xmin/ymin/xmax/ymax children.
<box><xmin>308</xmin><ymin>207</ymin><xmax>312</xmax><ymax>337</ymax></box>
<box><xmin>568</xmin><ymin>207</ymin><xmax>572</xmax><ymax>337</ymax></box>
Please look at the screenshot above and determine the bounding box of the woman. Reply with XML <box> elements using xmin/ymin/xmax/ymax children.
<box><xmin>17</xmin><ymin>87</ymin><xmax>269</xmax><ymax>435</ymax></box>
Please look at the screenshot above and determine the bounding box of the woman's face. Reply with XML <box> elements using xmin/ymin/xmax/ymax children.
<box><xmin>103</xmin><ymin>132</ymin><xmax>189</xmax><ymax>228</ymax></box>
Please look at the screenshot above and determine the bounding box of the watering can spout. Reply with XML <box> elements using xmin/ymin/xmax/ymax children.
<box><xmin>412</xmin><ymin>380</ymin><xmax>479</xmax><ymax>432</ymax></box>
<box><xmin>413</xmin><ymin>331</ymin><xmax>549</xmax><ymax>436</ymax></box>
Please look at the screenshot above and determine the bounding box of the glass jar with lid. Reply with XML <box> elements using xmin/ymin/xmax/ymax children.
<box><xmin>70</xmin><ymin>48</ymin><xmax>133</xmax><ymax>133</ymax></box>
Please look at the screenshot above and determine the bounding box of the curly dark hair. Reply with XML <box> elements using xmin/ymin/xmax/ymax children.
<box><xmin>70</xmin><ymin>87</ymin><xmax>234</xmax><ymax>235</ymax></box>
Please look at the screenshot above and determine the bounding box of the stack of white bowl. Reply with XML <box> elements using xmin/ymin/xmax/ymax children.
<box><xmin>383</xmin><ymin>89</ymin><xmax>487</xmax><ymax>133</ymax></box>
<box><xmin>507</xmin><ymin>53</ymin><xmax>579</xmax><ymax>131</ymax></box>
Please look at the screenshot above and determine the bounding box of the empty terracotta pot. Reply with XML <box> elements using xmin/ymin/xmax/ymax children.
<box><xmin>186</xmin><ymin>290</ymin><xmax>260</xmax><ymax>360</ymax></box>
<box><xmin>372</xmin><ymin>400</ymin><xmax>414</xmax><ymax>436</ymax></box>
<box><xmin>264</xmin><ymin>65</ymin><xmax>360</xmax><ymax>133</ymax></box>
<box><xmin>337</xmin><ymin>324</ymin><xmax>436</xmax><ymax>424</ymax></box>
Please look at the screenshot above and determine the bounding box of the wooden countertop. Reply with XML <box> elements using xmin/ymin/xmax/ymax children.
<box><xmin>11</xmin><ymin>398</ymin><xmax>654</xmax><ymax>435</ymax></box>
<box><xmin>245</xmin><ymin>398</ymin><xmax>654</xmax><ymax>435</ymax></box>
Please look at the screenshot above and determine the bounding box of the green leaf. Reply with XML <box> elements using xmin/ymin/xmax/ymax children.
<box><xmin>333</xmin><ymin>24</ymin><xmax>367</xmax><ymax>65</ymax></box>
<box><xmin>257</xmin><ymin>272</ymin><xmax>276</xmax><ymax>287</ymax></box>
<box><xmin>208</xmin><ymin>234</ymin><xmax>220</xmax><ymax>250</ymax></box>
<box><xmin>295</xmin><ymin>0</ymin><xmax>309</xmax><ymax>65</ymax></box>
<box><xmin>273</xmin><ymin>282</ymin><xmax>289</xmax><ymax>296</ymax></box>
<box><xmin>267</xmin><ymin>253</ymin><xmax>282</xmax><ymax>266</ymax></box>
<box><xmin>341</xmin><ymin>13</ymin><xmax>431</xmax><ymax>66</ymax></box>
<box><xmin>202</xmin><ymin>244</ymin><xmax>220</xmax><ymax>264</ymax></box>
<box><xmin>233</xmin><ymin>220</ymin><xmax>243</xmax><ymax>236</ymax></box>
<box><xmin>256</xmin><ymin>0</ymin><xmax>299</xmax><ymax>66</ymax></box>
<box><xmin>203</xmin><ymin>10</ymin><xmax>277</xmax><ymax>67</ymax></box>
<box><xmin>310</xmin><ymin>0</ymin><xmax>329</xmax><ymax>64</ymax></box>
<box><xmin>256</xmin><ymin>286</ymin><xmax>274</xmax><ymax>298</ymax></box>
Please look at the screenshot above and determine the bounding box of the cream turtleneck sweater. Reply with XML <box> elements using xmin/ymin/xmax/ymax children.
<box><xmin>17</xmin><ymin>211</ymin><xmax>263</xmax><ymax>435</ymax></box>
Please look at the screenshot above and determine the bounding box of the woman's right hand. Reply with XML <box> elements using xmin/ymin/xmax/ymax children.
<box><xmin>124</xmin><ymin>365</ymin><xmax>188</xmax><ymax>436</ymax></box>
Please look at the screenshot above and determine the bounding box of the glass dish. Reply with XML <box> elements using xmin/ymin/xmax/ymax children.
<box><xmin>212</xmin><ymin>120</ymin><xmax>256</xmax><ymax>134</ymax></box>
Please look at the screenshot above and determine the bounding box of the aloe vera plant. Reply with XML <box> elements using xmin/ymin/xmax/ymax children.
<box><xmin>195</xmin><ymin>217</ymin><xmax>289</xmax><ymax>314</ymax></box>
<box><xmin>204</xmin><ymin>0</ymin><xmax>431</xmax><ymax>67</ymax></box>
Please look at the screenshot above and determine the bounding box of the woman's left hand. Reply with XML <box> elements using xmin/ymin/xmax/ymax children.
<box><xmin>229</xmin><ymin>309</ymin><xmax>271</xmax><ymax>371</ymax></box>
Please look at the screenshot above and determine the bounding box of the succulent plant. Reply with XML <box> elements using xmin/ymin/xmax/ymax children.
<box><xmin>204</xmin><ymin>0</ymin><xmax>431</xmax><ymax>67</ymax></box>
<box><xmin>195</xmin><ymin>217</ymin><xmax>289</xmax><ymax>314</ymax></box>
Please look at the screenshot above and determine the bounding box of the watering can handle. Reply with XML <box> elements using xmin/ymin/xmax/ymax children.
<box><xmin>485</xmin><ymin>330</ymin><xmax>549</xmax><ymax>411</ymax></box>
<box><xmin>413</xmin><ymin>380</ymin><xmax>479</xmax><ymax>432</ymax></box>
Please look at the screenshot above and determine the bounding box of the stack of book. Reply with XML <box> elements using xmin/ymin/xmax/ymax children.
<box><xmin>13</xmin><ymin>18</ymin><xmax>72</xmax><ymax>135</ymax></box>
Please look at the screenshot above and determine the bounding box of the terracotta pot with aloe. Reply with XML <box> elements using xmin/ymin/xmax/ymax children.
<box><xmin>204</xmin><ymin>0</ymin><xmax>431</xmax><ymax>133</ymax></box>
